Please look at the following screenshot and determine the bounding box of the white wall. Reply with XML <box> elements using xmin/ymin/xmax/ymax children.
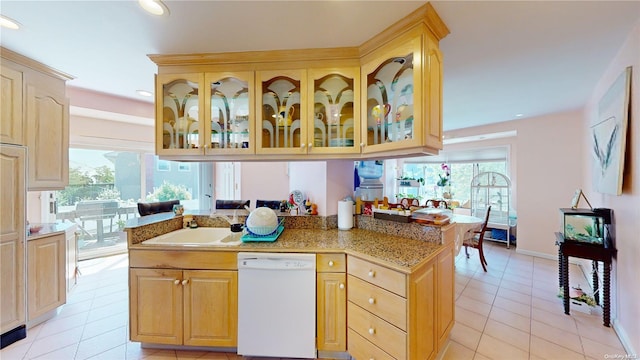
<box><xmin>443</xmin><ymin>19</ymin><xmax>640</xmax><ymax>354</ymax></box>
<box><xmin>239</xmin><ymin>162</ymin><xmax>290</xmax><ymax>209</ymax></box>
<box><xmin>582</xmin><ymin>19</ymin><xmax>639</xmax><ymax>355</ymax></box>
<box><xmin>289</xmin><ymin>162</ymin><xmax>328</xmax><ymax>216</ymax></box>
<box><xmin>286</xmin><ymin>160</ymin><xmax>354</xmax><ymax>216</ymax></box>
<box><xmin>444</xmin><ymin>110</ymin><xmax>583</xmax><ymax>256</ymax></box>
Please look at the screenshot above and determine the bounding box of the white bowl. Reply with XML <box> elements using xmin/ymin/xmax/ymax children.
<box><xmin>246</xmin><ymin>207</ymin><xmax>279</xmax><ymax>235</ymax></box>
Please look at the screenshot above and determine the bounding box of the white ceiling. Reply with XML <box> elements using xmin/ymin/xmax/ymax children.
<box><xmin>1</xmin><ymin>1</ymin><xmax>639</xmax><ymax>131</ymax></box>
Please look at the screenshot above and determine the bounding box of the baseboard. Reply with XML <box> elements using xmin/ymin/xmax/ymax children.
<box><xmin>516</xmin><ymin>248</ymin><xmax>585</xmax><ymax>265</ymax></box>
<box><xmin>1</xmin><ymin>325</ymin><xmax>26</xmax><ymax>349</ymax></box>
<box><xmin>515</xmin><ymin>248</ymin><xmax>555</xmax><ymax>260</ymax></box>
<box><xmin>612</xmin><ymin>319</ymin><xmax>637</xmax><ymax>356</ymax></box>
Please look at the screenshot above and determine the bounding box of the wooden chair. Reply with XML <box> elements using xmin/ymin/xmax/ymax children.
<box><xmin>464</xmin><ymin>206</ymin><xmax>491</xmax><ymax>272</ymax></box>
<box><xmin>426</xmin><ymin>199</ymin><xmax>448</xmax><ymax>209</ymax></box>
<box><xmin>215</xmin><ymin>199</ymin><xmax>250</xmax><ymax>209</ymax></box>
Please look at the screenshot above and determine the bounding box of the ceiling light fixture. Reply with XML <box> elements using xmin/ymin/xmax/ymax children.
<box><xmin>515</xmin><ymin>113</ymin><xmax>524</xmax><ymax>117</ymax></box>
<box><xmin>136</xmin><ymin>90</ymin><xmax>153</xmax><ymax>97</ymax></box>
<box><xmin>138</xmin><ymin>0</ymin><xmax>169</xmax><ymax>16</ymax></box>
<box><xmin>0</xmin><ymin>15</ymin><xmax>21</xmax><ymax>30</ymax></box>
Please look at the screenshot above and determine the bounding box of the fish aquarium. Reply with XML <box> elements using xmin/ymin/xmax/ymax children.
<box><xmin>560</xmin><ymin>208</ymin><xmax>612</xmax><ymax>247</ymax></box>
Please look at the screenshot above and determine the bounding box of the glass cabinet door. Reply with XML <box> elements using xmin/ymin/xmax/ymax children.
<box><xmin>308</xmin><ymin>68</ymin><xmax>360</xmax><ymax>154</ymax></box>
<box><xmin>205</xmin><ymin>72</ymin><xmax>254</xmax><ymax>154</ymax></box>
<box><xmin>256</xmin><ymin>70</ymin><xmax>307</xmax><ymax>154</ymax></box>
<box><xmin>156</xmin><ymin>73</ymin><xmax>205</xmax><ymax>155</ymax></box>
<box><xmin>361</xmin><ymin>37</ymin><xmax>422</xmax><ymax>153</ymax></box>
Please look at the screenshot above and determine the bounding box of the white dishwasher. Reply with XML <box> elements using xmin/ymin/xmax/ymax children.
<box><xmin>237</xmin><ymin>252</ymin><xmax>316</xmax><ymax>358</ymax></box>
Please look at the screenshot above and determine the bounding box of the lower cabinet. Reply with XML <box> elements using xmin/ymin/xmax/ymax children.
<box><xmin>129</xmin><ymin>268</ymin><xmax>237</xmax><ymax>347</ymax></box>
<box><xmin>27</xmin><ymin>233</ymin><xmax>66</xmax><ymax>324</ymax></box>
<box><xmin>316</xmin><ymin>253</ymin><xmax>347</xmax><ymax>353</ymax></box>
<box><xmin>126</xmin><ymin>243</ymin><xmax>455</xmax><ymax>358</ymax></box>
<box><xmin>347</xmin><ymin>245</ymin><xmax>452</xmax><ymax>360</ymax></box>
<box><xmin>437</xmin><ymin>241</ymin><xmax>455</xmax><ymax>349</ymax></box>
<box><xmin>65</xmin><ymin>227</ymin><xmax>79</xmax><ymax>293</ymax></box>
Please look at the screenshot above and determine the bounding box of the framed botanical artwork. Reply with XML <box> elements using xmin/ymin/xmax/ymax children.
<box><xmin>591</xmin><ymin>66</ymin><xmax>632</xmax><ymax>195</ymax></box>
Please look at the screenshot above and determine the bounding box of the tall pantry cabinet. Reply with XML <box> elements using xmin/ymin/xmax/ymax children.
<box><xmin>0</xmin><ymin>46</ymin><xmax>73</xmax><ymax>190</ymax></box>
<box><xmin>0</xmin><ymin>144</ymin><xmax>27</xmax><ymax>347</ymax></box>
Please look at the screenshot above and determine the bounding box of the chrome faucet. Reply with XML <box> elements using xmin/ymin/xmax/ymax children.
<box><xmin>209</xmin><ymin>210</ymin><xmax>238</xmax><ymax>225</ymax></box>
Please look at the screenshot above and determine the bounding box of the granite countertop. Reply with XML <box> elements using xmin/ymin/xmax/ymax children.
<box><xmin>27</xmin><ymin>221</ymin><xmax>76</xmax><ymax>241</ymax></box>
<box><xmin>130</xmin><ymin>227</ymin><xmax>444</xmax><ymax>273</ymax></box>
<box><xmin>124</xmin><ymin>209</ymin><xmax>314</xmax><ymax>229</ymax></box>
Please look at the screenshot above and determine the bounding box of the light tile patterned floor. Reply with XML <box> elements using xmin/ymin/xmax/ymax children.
<box><xmin>1</xmin><ymin>242</ymin><xmax>628</xmax><ymax>359</ymax></box>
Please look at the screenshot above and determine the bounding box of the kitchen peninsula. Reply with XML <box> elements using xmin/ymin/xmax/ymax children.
<box><xmin>125</xmin><ymin>213</ymin><xmax>455</xmax><ymax>360</ymax></box>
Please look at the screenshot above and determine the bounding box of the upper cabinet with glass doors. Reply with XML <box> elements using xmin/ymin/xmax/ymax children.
<box><xmin>307</xmin><ymin>68</ymin><xmax>360</xmax><ymax>155</ymax></box>
<box><xmin>156</xmin><ymin>72</ymin><xmax>254</xmax><ymax>156</ymax></box>
<box><xmin>205</xmin><ymin>72</ymin><xmax>254</xmax><ymax>155</ymax></box>
<box><xmin>156</xmin><ymin>74</ymin><xmax>205</xmax><ymax>156</ymax></box>
<box><xmin>361</xmin><ymin>37</ymin><xmax>420</xmax><ymax>153</ymax></box>
<box><xmin>256</xmin><ymin>70</ymin><xmax>307</xmax><ymax>155</ymax></box>
<box><xmin>150</xmin><ymin>3</ymin><xmax>448</xmax><ymax>160</ymax></box>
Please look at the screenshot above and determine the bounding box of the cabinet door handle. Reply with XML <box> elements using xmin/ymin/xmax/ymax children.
<box><xmin>339</xmin><ymin>283</ymin><xmax>345</xmax><ymax>290</ymax></box>
<box><xmin>368</xmin><ymin>270</ymin><xmax>375</xmax><ymax>277</ymax></box>
<box><xmin>300</xmin><ymin>143</ymin><xmax>306</xmax><ymax>149</ymax></box>
<box><xmin>328</xmin><ymin>260</ymin><xmax>334</xmax><ymax>267</ymax></box>
<box><xmin>360</xmin><ymin>142</ymin><xmax>365</xmax><ymax>148</ymax></box>
<box><xmin>174</xmin><ymin>280</ymin><xmax>180</xmax><ymax>285</ymax></box>
<box><xmin>308</xmin><ymin>142</ymin><xmax>312</xmax><ymax>148</ymax></box>
<box><xmin>368</xmin><ymin>297</ymin><xmax>375</xmax><ymax>304</ymax></box>
<box><xmin>182</xmin><ymin>279</ymin><xmax>188</xmax><ymax>286</ymax></box>
<box><xmin>368</xmin><ymin>327</ymin><xmax>375</xmax><ymax>335</ymax></box>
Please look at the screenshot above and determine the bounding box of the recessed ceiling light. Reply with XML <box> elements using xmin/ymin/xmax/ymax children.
<box><xmin>138</xmin><ymin>0</ymin><xmax>169</xmax><ymax>16</ymax></box>
<box><xmin>515</xmin><ymin>113</ymin><xmax>524</xmax><ymax>117</ymax></box>
<box><xmin>136</xmin><ymin>90</ymin><xmax>153</xmax><ymax>97</ymax></box>
<box><xmin>0</xmin><ymin>15</ymin><xmax>21</xmax><ymax>30</ymax></box>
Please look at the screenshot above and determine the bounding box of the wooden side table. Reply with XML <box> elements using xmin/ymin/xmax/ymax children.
<box><xmin>555</xmin><ymin>233</ymin><xmax>616</xmax><ymax>327</ymax></box>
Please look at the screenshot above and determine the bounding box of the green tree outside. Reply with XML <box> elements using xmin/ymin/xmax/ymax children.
<box><xmin>146</xmin><ymin>181</ymin><xmax>192</xmax><ymax>202</ymax></box>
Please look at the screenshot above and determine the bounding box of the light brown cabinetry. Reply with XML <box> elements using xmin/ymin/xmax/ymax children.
<box><xmin>256</xmin><ymin>69</ymin><xmax>307</xmax><ymax>155</ymax></box>
<box><xmin>0</xmin><ymin>144</ymin><xmax>27</xmax><ymax>336</ymax></box>
<box><xmin>0</xmin><ymin>66</ymin><xmax>24</xmax><ymax>145</ymax></box>
<box><xmin>360</xmin><ymin>23</ymin><xmax>445</xmax><ymax>156</ymax></box>
<box><xmin>360</xmin><ymin>34</ymin><xmax>423</xmax><ymax>155</ymax></box>
<box><xmin>308</xmin><ymin>68</ymin><xmax>360</xmax><ymax>155</ymax></box>
<box><xmin>347</xmin><ymin>247</ymin><xmax>451</xmax><ymax>360</ymax></box>
<box><xmin>129</xmin><ymin>250</ymin><xmax>238</xmax><ymax>347</ymax></box>
<box><xmin>0</xmin><ymin>47</ymin><xmax>72</xmax><ymax>190</ymax></box>
<box><xmin>316</xmin><ymin>253</ymin><xmax>347</xmax><ymax>353</ymax></box>
<box><xmin>27</xmin><ymin>233</ymin><xmax>66</xmax><ymax>324</ymax></box>
<box><xmin>149</xmin><ymin>3</ymin><xmax>448</xmax><ymax>161</ymax></box>
<box><xmin>437</xmin><ymin>240</ymin><xmax>455</xmax><ymax>349</ymax></box>
<box><xmin>156</xmin><ymin>72</ymin><xmax>255</xmax><ymax>157</ymax></box>
<box><xmin>66</xmin><ymin>227</ymin><xmax>79</xmax><ymax>292</ymax></box>
<box><xmin>155</xmin><ymin>73</ymin><xmax>205</xmax><ymax>156</ymax></box>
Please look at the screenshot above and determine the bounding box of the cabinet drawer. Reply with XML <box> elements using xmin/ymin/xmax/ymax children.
<box><xmin>347</xmin><ymin>275</ymin><xmax>407</xmax><ymax>331</ymax></box>
<box><xmin>347</xmin><ymin>256</ymin><xmax>406</xmax><ymax>296</ymax></box>
<box><xmin>347</xmin><ymin>328</ymin><xmax>396</xmax><ymax>360</ymax></box>
<box><xmin>129</xmin><ymin>250</ymin><xmax>237</xmax><ymax>270</ymax></box>
<box><xmin>317</xmin><ymin>253</ymin><xmax>346</xmax><ymax>272</ymax></box>
<box><xmin>347</xmin><ymin>302</ymin><xmax>406</xmax><ymax>360</ymax></box>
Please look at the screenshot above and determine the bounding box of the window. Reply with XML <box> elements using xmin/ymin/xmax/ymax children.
<box><xmin>402</xmin><ymin>160</ymin><xmax>508</xmax><ymax>205</ymax></box>
<box><xmin>57</xmin><ymin>148</ymin><xmax>213</xmax><ymax>260</ymax></box>
<box><xmin>157</xmin><ymin>160</ymin><xmax>170</xmax><ymax>171</ymax></box>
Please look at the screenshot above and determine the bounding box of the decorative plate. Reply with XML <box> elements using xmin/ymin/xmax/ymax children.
<box><xmin>289</xmin><ymin>190</ymin><xmax>304</xmax><ymax>206</ymax></box>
